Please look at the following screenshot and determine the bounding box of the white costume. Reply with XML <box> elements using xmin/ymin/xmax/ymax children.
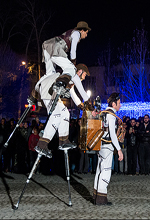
<box><xmin>93</xmin><ymin>107</ymin><xmax>121</xmax><ymax>203</ymax></box>
<box><xmin>35</xmin><ymin>21</ymin><xmax>91</xmax><ymax>153</ymax></box>
<box><xmin>42</xmin><ymin>30</ymin><xmax>81</xmax><ymax>78</ymax></box>
<box><xmin>35</xmin><ymin>69</ymin><xmax>89</xmax><ymax>142</ymax></box>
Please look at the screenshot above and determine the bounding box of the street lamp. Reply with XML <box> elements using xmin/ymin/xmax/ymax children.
<box><xmin>22</xmin><ymin>61</ymin><xmax>26</xmax><ymax>66</ymax></box>
<box><xmin>18</xmin><ymin>61</ymin><xmax>26</xmax><ymax>119</ymax></box>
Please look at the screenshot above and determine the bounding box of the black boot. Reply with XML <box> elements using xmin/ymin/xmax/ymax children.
<box><xmin>35</xmin><ymin>138</ymin><xmax>52</xmax><ymax>158</ymax></box>
<box><xmin>58</xmin><ymin>135</ymin><xmax>77</xmax><ymax>150</ymax></box>
<box><xmin>95</xmin><ymin>193</ymin><xmax>112</xmax><ymax>206</ymax></box>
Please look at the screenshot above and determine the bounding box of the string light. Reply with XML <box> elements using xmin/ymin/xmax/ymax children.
<box><xmin>101</xmin><ymin>102</ymin><xmax>150</xmax><ymax>119</ymax></box>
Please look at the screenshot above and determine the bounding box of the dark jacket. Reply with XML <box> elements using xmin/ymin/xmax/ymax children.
<box><xmin>138</xmin><ymin>123</ymin><xmax>150</xmax><ymax>144</ymax></box>
<box><xmin>127</xmin><ymin>125</ymin><xmax>138</xmax><ymax>146</ymax></box>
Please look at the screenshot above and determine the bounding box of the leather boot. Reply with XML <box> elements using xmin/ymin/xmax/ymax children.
<box><xmin>35</xmin><ymin>137</ymin><xmax>52</xmax><ymax>158</ymax></box>
<box><xmin>95</xmin><ymin>193</ymin><xmax>112</xmax><ymax>206</ymax></box>
<box><xmin>59</xmin><ymin>135</ymin><xmax>77</xmax><ymax>150</ymax></box>
<box><xmin>93</xmin><ymin>189</ymin><xmax>97</xmax><ymax>204</ymax></box>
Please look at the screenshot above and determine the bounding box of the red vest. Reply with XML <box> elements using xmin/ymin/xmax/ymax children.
<box><xmin>58</xmin><ymin>29</ymin><xmax>80</xmax><ymax>51</ymax></box>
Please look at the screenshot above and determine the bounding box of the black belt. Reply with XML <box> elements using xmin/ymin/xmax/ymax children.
<box><xmin>102</xmin><ymin>137</ymin><xmax>111</xmax><ymax>145</ymax></box>
<box><xmin>104</xmin><ymin>127</ymin><xmax>108</xmax><ymax>132</ymax></box>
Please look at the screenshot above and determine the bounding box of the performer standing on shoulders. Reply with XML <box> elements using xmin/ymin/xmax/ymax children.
<box><xmin>41</xmin><ymin>21</ymin><xmax>91</xmax><ymax>96</ymax></box>
<box><xmin>42</xmin><ymin>21</ymin><xmax>91</xmax><ymax>75</ymax></box>
<box><xmin>93</xmin><ymin>93</ymin><xmax>123</xmax><ymax>206</ymax></box>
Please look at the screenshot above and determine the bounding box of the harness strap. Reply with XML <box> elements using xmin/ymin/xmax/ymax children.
<box><xmin>99</xmin><ymin>110</ymin><xmax>123</xmax><ymax>143</ymax></box>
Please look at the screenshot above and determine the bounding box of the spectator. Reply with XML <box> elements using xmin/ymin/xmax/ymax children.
<box><xmin>117</xmin><ymin>122</ymin><xmax>128</xmax><ymax>174</ymax></box>
<box><xmin>136</xmin><ymin>120</ymin><xmax>140</xmax><ymax>128</ymax></box>
<box><xmin>0</xmin><ymin>118</ymin><xmax>7</xmax><ymax>173</ymax></box>
<box><xmin>126</xmin><ymin>118</ymin><xmax>138</xmax><ymax>175</ymax></box>
<box><xmin>35</xmin><ymin>116</ymin><xmax>40</xmax><ymax>127</ymax></box>
<box><xmin>123</xmin><ymin>116</ymin><xmax>126</xmax><ymax>122</ymax></box>
<box><xmin>112</xmin><ymin>148</ymin><xmax>119</xmax><ymax>174</ymax></box>
<box><xmin>3</xmin><ymin>118</ymin><xmax>16</xmax><ymax>173</ymax></box>
<box><xmin>27</xmin><ymin>119</ymin><xmax>37</xmax><ymax>140</ymax></box>
<box><xmin>125</xmin><ymin>116</ymin><xmax>130</xmax><ymax>129</ymax></box>
<box><xmin>89</xmin><ymin>152</ymin><xmax>98</xmax><ymax>174</ymax></box>
<box><xmin>68</xmin><ymin>119</ymin><xmax>79</xmax><ymax>173</ymax></box>
<box><xmin>78</xmin><ymin>117</ymin><xmax>89</xmax><ymax>174</ymax></box>
<box><xmin>28</xmin><ymin>127</ymin><xmax>40</xmax><ymax>172</ymax></box>
<box><xmin>0</xmin><ymin>118</ymin><xmax>7</xmax><ymax>174</ymax></box>
<box><xmin>78</xmin><ymin>150</ymin><xmax>89</xmax><ymax>174</ymax></box>
<box><xmin>38</xmin><ymin>122</ymin><xmax>44</xmax><ymax>133</ymax></box>
<box><xmin>0</xmin><ymin>118</ymin><xmax>7</xmax><ymax>145</ymax></box>
<box><xmin>15</xmin><ymin>121</ymin><xmax>29</xmax><ymax>174</ymax></box>
<box><xmin>138</xmin><ymin>114</ymin><xmax>150</xmax><ymax>175</ymax></box>
<box><xmin>135</xmin><ymin>119</ymin><xmax>141</xmax><ymax>175</ymax></box>
<box><xmin>138</xmin><ymin>116</ymin><xmax>144</xmax><ymax>124</ymax></box>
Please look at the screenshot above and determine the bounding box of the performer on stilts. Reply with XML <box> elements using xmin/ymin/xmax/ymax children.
<box><xmin>33</xmin><ymin>63</ymin><xmax>94</xmax><ymax>154</ymax></box>
<box><xmin>93</xmin><ymin>93</ymin><xmax>123</xmax><ymax>206</ymax></box>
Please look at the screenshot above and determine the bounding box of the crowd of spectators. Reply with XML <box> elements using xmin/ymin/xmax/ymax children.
<box><xmin>0</xmin><ymin>114</ymin><xmax>150</xmax><ymax>176</ymax></box>
<box><xmin>113</xmin><ymin>114</ymin><xmax>150</xmax><ymax>176</ymax></box>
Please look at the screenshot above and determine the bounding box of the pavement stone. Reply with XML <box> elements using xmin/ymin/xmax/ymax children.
<box><xmin>0</xmin><ymin>172</ymin><xmax>150</xmax><ymax>219</ymax></box>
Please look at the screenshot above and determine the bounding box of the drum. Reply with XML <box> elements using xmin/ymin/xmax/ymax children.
<box><xmin>79</xmin><ymin>110</ymin><xmax>101</xmax><ymax>152</ymax></box>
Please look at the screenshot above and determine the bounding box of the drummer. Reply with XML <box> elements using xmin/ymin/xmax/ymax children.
<box><xmin>93</xmin><ymin>93</ymin><xmax>123</xmax><ymax>206</ymax></box>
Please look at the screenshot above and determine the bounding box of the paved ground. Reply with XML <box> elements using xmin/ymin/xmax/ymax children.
<box><xmin>0</xmin><ymin>171</ymin><xmax>150</xmax><ymax>219</ymax></box>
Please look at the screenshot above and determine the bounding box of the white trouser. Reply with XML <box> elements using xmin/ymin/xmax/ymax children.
<box><xmin>44</xmin><ymin>49</ymin><xmax>76</xmax><ymax>77</ymax></box>
<box><xmin>94</xmin><ymin>151</ymin><xmax>113</xmax><ymax>194</ymax></box>
<box><xmin>44</xmin><ymin>50</ymin><xmax>56</xmax><ymax>75</ymax></box>
<box><xmin>42</xmin><ymin>99</ymin><xmax>70</xmax><ymax>140</ymax></box>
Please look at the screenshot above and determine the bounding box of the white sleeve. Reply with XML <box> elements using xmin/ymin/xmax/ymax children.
<box><xmin>71</xmin><ymin>74</ymin><xmax>89</xmax><ymax>102</ymax></box>
<box><xmin>70</xmin><ymin>86</ymin><xmax>81</xmax><ymax>106</ymax></box>
<box><xmin>70</xmin><ymin>31</ymin><xmax>80</xmax><ymax>60</ymax></box>
<box><xmin>108</xmin><ymin>114</ymin><xmax>121</xmax><ymax>151</ymax></box>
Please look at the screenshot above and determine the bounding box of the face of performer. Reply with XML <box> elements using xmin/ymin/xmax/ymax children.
<box><xmin>80</xmin><ymin>30</ymin><xmax>88</xmax><ymax>39</ymax></box>
<box><xmin>77</xmin><ymin>69</ymin><xmax>87</xmax><ymax>81</ymax></box>
<box><xmin>112</xmin><ymin>99</ymin><xmax>121</xmax><ymax>112</ymax></box>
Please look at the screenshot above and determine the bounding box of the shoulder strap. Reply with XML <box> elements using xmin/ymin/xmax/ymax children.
<box><xmin>99</xmin><ymin>110</ymin><xmax>123</xmax><ymax>143</ymax></box>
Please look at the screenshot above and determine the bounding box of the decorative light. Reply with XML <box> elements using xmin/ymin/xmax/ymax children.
<box><xmin>87</xmin><ymin>90</ymin><xmax>91</xmax><ymax>98</ymax></box>
<box><xmin>101</xmin><ymin>102</ymin><xmax>150</xmax><ymax>119</ymax></box>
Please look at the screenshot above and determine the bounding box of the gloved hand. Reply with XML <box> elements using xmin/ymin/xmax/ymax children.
<box><xmin>27</xmin><ymin>89</ymin><xmax>38</xmax><ymax>105</ymax></box>
<box><xmin>77</xmin><ymin>102</ymin><xmax>85</xmax><ymax>111</ymax></box>
<box><xmin>84</xmin><ymin>99</ymin><xmax>94</xmax><ymax>111</ymax></box>
<box><xmin>70</xmin><ymin>58</ymin><xmax>76</xmax><ymax>66</ymax></box>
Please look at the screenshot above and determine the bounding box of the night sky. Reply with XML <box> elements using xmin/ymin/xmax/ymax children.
<box><xmin>2</xmin><ymin>0</ymin><xmax>150</xmax><ymax>66</ymax></box>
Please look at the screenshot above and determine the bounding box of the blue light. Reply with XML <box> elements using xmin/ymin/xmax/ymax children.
<box><xmin>101</xmin><ymin>102</ymin><xmax>150</xmax><ymax>119</ymax></box>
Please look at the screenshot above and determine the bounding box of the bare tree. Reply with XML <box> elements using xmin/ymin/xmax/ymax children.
<box><xmin>17</xmin><ymin>0</ymin><xmax>54</xmax><ymax>80</ymax></box>
<box><xmin>0</xmin><ymin>43</ymin><xmax>28</xmax><ymax>119</ymax></box>
<box><xmin>0</xmin><ymin>1</ymin><xmax>22</xmax><ymax>55</ymax></box>
<box><xmin>98</xmin><ymin>40</ymin><xmax>119</xmax><ymax>101</ymax></box>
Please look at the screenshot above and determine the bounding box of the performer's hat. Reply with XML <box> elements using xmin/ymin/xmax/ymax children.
<box><xmin>74</xmin><ymin>21</ymin><xmax>91</xmax><ymax>31</ymax></box>
<box><xmin>76</xmin><ymin>64</ymin><xmax>90</xmax><ymax>76</ymax></box>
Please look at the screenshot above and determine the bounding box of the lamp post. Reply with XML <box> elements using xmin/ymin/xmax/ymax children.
<box><xmin>18</xmin><ymin>61</ymin><xmax>26</xmax><ymax>119</ymax></box>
